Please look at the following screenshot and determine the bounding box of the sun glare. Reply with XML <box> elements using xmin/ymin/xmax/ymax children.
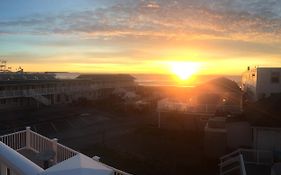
<box><xmin>170</xmin><ymin>62</ymin><xmax>200</xmax><ymax>80</ymax></box>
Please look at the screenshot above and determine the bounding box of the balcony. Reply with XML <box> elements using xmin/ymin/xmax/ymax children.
<box><xmin>0</xmin><ymin>127</ymin><xmax>131</xmax><ymax>175</ymax></box>
<box><xmin>219</xmin><ymin>148</ymin><xmax>273</xmax><ymax>175</ymax></box>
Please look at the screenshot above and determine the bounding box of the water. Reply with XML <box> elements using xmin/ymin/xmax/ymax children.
<box><xmin>51</xmin><ymin>72</ymin><xmax>241</xmax><ymax>87</ymax></box>
<box><xmin>133</xmin><ymin>74</ymin><xmax>241</xmax><ymax>87</ymax></box>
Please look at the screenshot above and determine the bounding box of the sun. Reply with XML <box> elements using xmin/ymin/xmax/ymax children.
<box><xmin>170</xmin><ymin>62</ymin><xmax>200</xmax><ymax>80</ymax></box>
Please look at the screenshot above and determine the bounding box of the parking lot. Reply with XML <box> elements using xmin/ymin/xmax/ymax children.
<box><xmin>0</xmin><ymin>104</ymin><xmax>217</xmax><ymax>175</ymax></box>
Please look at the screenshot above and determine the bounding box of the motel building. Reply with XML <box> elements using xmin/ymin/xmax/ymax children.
<box><xmin>0</xmin><ymin>72</ymin><xmax>136</xmax><ymax>109</ymax></box>
<box><xmin>241</xmin><ymin>66</ymin><xmax>281</xmax><ymax>101</ymax></box>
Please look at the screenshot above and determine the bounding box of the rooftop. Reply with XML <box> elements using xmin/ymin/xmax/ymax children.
<box><xmin>0</xmin><ymin>73</ymin><xmax>56</xmax><ymax>81</ymax></box>
<box><xmin>77</xmin><ymin>74</ymin><xmax>135</xmax><ymax>81</ymax></box>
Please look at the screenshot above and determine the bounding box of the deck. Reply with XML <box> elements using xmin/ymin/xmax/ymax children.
<box><xmin>18</xmin><ymin>149</ymin><xmax>46</xmax><ymax>169</ymax></box>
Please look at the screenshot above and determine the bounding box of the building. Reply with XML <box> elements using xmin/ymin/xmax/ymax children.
<box><xmin>204</xmin><ymin>118</ymin><xmax>281</xmax><ymax>175</ymax></box>
<box><xmin>157</xmin><ymin>78</ymin><xmax>243</xmax><ymax>115</ymax></box>
<box><xmin>0</xmin><ymin>127</ymin><xmax>131</xmax><ymax>175</ymax></box>
<box><xmin>0</xmin><ymin>72</ymin><xmax>136</xmax><ymax>109</ymax></box>
<box><xmin>242</xmin><ymin>66</ymin><xmax>281</xmax><ymax>101</ymax></box>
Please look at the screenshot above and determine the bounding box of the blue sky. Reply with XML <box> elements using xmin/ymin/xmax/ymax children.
<box><xmin>0</xmin><ymin>0</ymin><xmax>111</xmax><ymax>20</ymax></box>
<box><xmin>1</xmin><ymin>0</ymin><xmax>281</xmax><ymax>74</ymax></box>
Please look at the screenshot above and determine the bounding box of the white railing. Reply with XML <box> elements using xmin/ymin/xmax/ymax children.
<box><xmin>29</xmin><ymin>130</ymin><xmax>54</xmax><ymax>154</ymax></box>
<box><xmin>32</xmin><ymin>95</ymin><xmax>50</xmax><ymax>105</ymax></box>
<box><xmin>158</xmin><ymin>103</ymin><xmax>242</xmax><ymax>114</ymax></box>
<box><xmin>0</xmin><ymin>127</ymin><xmax>78</xmax><ymax>164</ymax></box>
<box><xmin>220</xmin><ymin>154</ymin><xmax>247</xmax><ymax>175</ymax></box>
<box><xmin>220</xmin><ymin>148</ymin><xmax>273</xmax><ymax>175</ymax></box>
<box><xmin>0</xmin><ymin>130</ymin><xmax>27</xmax><ymax>151</ymax></box>
<box><xmin>0</xmin><ymin>86</ymin><xmax>91</xmax><ymax>99</ymax></box>
<box><xmin>220</xmin><ymin>148</ymin><xmax>273</xmax><ymax>165</ymax></box>
<box><xmin>57</xmin><ymin>143</ymin><xmax>78</xmax><ymax>163</ymax></box>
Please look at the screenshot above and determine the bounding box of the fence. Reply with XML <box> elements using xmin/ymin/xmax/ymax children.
<box><xmin>157</xmin><ymin>102</ymin><xmax>242</xmax><ymax>114</ymax></box>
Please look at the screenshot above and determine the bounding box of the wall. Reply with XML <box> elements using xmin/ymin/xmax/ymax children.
<box><xmin>256</xmin><ymin>68</ymin><xmax>281</xmax><ymax>99</ymax></box>
<box><xmin>253</xmin><ymin>127</ymin><xmax>281</xmax><ymax>152</ymax></box>
<box><xmin>226</xmin><ymin>122</ymin><xmax>252</xmax><ymax>149</ymax></box>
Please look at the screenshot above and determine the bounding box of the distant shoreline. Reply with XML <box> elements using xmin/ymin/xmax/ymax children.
<box><xmin>134</xmin><ymin>74</ymin><xmax>241</xmax><ymax>87</ymax></box>
<box><xmin>137</xmin><ymin>83</ymin><xmax>194</xmax><ymax>88</ymax></box>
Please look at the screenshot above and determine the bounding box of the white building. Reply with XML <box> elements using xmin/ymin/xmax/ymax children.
<box><xmin>241</xmin><ymin>66</ymin><xmax>281</xmax><ymax>101</ymax></box>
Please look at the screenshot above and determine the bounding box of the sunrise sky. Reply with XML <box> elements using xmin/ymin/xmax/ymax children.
<box><xmin>1</xmin><ymin>0</ymin><xmax>281</xmax><ymax>75</ymax></box>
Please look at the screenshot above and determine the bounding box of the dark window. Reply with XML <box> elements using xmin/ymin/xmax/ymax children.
<box><xmin>1</xmin><ymin>99</ymin><xmax>6</xmax><ymax>104</ymax></box>
<box><xmin>7</xmin><ymin>168</ymin><xmax>11</xmax><ymax>175</ymax></box>
<box><xmin>271</xmin><ymin>72</ymin><xmax>280</xmax><ymax>83</ymax></box>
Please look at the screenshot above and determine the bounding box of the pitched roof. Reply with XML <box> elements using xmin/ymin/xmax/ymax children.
<box><xmin>195</xmin><ymin>77</ymin><xmax>241</xmax><ymax>93</ymax></box>
<box><xmin>40</xmin><ymin>153</ymin><xmax>113</xmax><ymax>175</ymax></box>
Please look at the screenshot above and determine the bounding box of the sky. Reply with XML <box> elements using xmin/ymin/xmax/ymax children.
<box><xmin>1</xmin><ymin>0</ymin><xmax>281</xmax><ymax>75</ymax></box>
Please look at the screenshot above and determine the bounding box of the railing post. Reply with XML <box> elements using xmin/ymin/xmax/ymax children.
<box><xmin>0</xmin><ymin>162</ymin><xmax>7</xmax><ymax>175</ymax></box>
<box><xmin>239</xmin><ymin>154</ymin><xmax>247</xmax><ymax>175</ymax></box>
<box><xmin>257</xmin><ymin>150</ymin><xmax>259</xmax><ymax>164</ymax></box>
<box><xmin>52</xmin><ymin>138</ymin><xmax>58</xmax><ymax>164</ymax></box>
<box><xmin>26</xmin><ymin>127</ymin><xmax>31</xmax><ymax>149</ymax></box>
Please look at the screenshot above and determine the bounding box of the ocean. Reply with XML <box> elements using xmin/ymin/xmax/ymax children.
<box><xmin>132</xmin><ymin>74</ymin><xmax>241</xmax><ymax>87</ymax></box>
<box><xmin>54</xmin><ymin>72</ymin><xmax>241</xmax><ymax>87</ymax></box>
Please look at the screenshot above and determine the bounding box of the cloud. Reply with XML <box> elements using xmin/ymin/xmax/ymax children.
<box><xmin>0</xmin><ymin>0</ymin><xmax>281</xmax><ymax>42</ymax></box>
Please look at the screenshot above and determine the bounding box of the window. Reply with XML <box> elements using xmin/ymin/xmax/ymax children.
<box><xmin>1</xmin><ymin>99</ymin><xmax>6</xmax><ymax>104</ymax></box>
<box><xmin>271</xmin><ymin>72</ymin><xmax>280</xmax><ymax>83</ymax></box>
<box><xmin>6</xmin><ymin>168</ymin><xmax>11</xmax><ymax>175</ymax></box>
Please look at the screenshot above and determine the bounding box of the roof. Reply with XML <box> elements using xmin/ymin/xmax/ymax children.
<box><xmin>77</xmin><ymin>74</ymin><xmax>135</xmax><ymax>81</ymax></box>
<box><xmin>40</xmin><ymin>153</ymin><xmax>113</xmax><ymax>175</ymax></box>
<box><xmin>0</xmin><ymin>73</ymin><xmax>56</xmax><ymax>81</ymax></box>
<box><xmin>195</xmin><ymin>77</ymin><xmax>242</xmax><ymax>93</ymax></box>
